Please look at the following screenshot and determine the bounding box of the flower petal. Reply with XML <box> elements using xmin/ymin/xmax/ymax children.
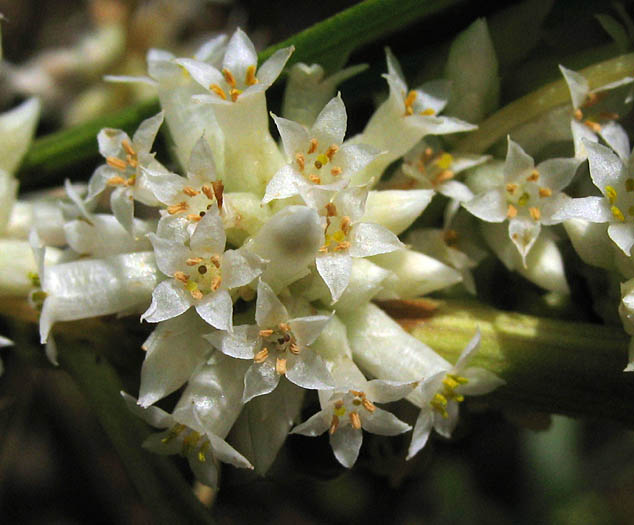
<box><xmin>316</xmin><ymin>252</ymin><xmax>352</xmax><ymax>302</ymax></box>
<box><xmin>459</xmin><ymin>367</ymin><xmax>506</xmax><ymax>395</ymax></box>
<box><xmin>462</xmin><ymin>188</ymin><xmax>507</xmax><ymax>222</ymax></box>
<box><xmin>142</xmin><ymin>279</ymin><xmax>192</xmax><ymax>323</ymax></box>
<box><xmin>286</xmin><ymin>349</ymin><xmax>334</xmax><ymax>390</ymax></box>
<box><xmin>608</xmin><ymin>222</ymin><xmax>634</xmax><ymax>255</ymax></box>
<box><xmin>291</xmin><ymin>410</ymin><xmax>330</xmax><ymax>436</ymax></box>
<box><xmin>330</xmin><ymin>425</ymin><xmax>363</xmax><ymax>468</ymax></box>
<box><xmin>361</xmin><ymin>407</ymin><xmax>410</xmax><ymax>436</ymax></box>
<box><xmin>255</xmin><ymin>279</ymin><xmax>289</xmax><ymax>328</ymax></box>
<box><xmin>196</xmin><ymin>289</ymin><xmax>233</xmax><ymax>330</ymax></box>
<box><xmin>242</xmin><ymin>358</ymin><xmax>281</xmax><ymax>402</ymax></box>
<box><xmin>348</xmin><ymin>222</ymin><xmax>404</xmax><ymax>257</ymax></box>
<box><xmin>407</xmin><ymin>409</ymin><xmax>433</xmax><ymax>459</ymax></box>
<box><xmin>312</xmin><ymin>94</ymin><xmax>347</xmax><ymax>146</ymax></box>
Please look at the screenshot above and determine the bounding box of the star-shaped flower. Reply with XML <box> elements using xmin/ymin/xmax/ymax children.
<box><xmin>407</xmin><ymin>330</ymin><xmax>504</xmax><ymax>459</ymax></box>
<box><xmin>205</xmin><ymin>279</ymin><xmax>334</xmax><ymax>402</ymax></box>
<box><xmin>263</xmin><ymin>95</ymin><xmax>377</xmax><ymax>208</ymax></box>
<box><xmin>87</xmin><ymin>112</ymin><xmax>165</xmax><ymax>236</ymax></box>
<box><xmin>142</xmin><ymin>204</ymin><xmax>264</xmax><ymax>330</ymax></box>
<box><xmin>463</xmin><ymin>137</ymin><xmax>580</xmax><ymax>265</ymax></box>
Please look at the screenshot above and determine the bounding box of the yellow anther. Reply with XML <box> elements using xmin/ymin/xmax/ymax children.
<box><xmin>167</xmin><ymin>201</ymin><xmax>188</xmax><ymax>215</ymax></box>
<box><xmin>182</xmin><ymin>431</ymin><xmax>201</xmax><ymax>454</ymax></box>
<box><xmin>309</xmin><ymin>174</ymin><xmax>321</xmax><ymax>184</ymax></box>
<box><xmin>245</xmin><ymin>65</ymin><xmax>258</xmax><ymax>86</ymax></box>
<box><xmin>198</xmin><ymin>440</ymin><xmax>210</xmax><ymax>462</ymax></box>
<box><xmin>275</xmin><ymin>357</ymin><xmax>287</xmax><ymax>375</ymax></box>
<box><xmin>230</xmin><ymin>88</ymin><xmax>242</xmax><ymax>102</ymax></box>
<box><xmin>28</xmin><ymin>271</ymin><xmax>41</xmax><ymax>287</ymax></box>
<box><xmin>279</xmin><ymin>322</ymin><xmax>290</xmax><ymax>332</ymax></box>
<box><xmin>527</xmin><ymin>170</ymin><xmax>539</xmax><ymax>182</ymax></box>
<box><xmin>254</xmin><ymin>347</ymin><xmax>269</xmax><ymax>363</ymax></box>
<box><xmin>174</xmin><ymin>271</ymin><xmax>189</xmax><ymax>283</ymax></box>
<box><xmin>506</xmin><ymin>183</ymin><xmax>518</xmax><ymax>195</ymax></box>
<box><xmin>404</xmin><ymin>90</ymin><xmax>417</xmax><ymax>115</ymax></box>
<box><xmin>289</xmin><ymin>342</ymin><xmax>300</xmax><ymax>355</ymax></box>
<box><xmin>211</xmin><ymin>276</ymin><xmax>222</xmax><ymax>291</ymax></box>
<box><xmin>627</xmin><ymin>179</ymin><xmax>634</xmax><ymax>192</ymax></box>
<box><xmin>529</xmin><ymin>207</ymin><xmax>541</xmax><ymax>221</ymax></box>
<box><xmin>186</xmin><ymin>214</ymin><xmax>202</xmax><ymax>222</ymax></box>
<box><xmin>447</xmin><ymin>374</ymin><xmax>469</xmax><ymax>385</ymax></box>
<box><xmin>435</xmin><ymin>152</ymin><xmax>453</xmax><ymax>170</ymax></box>
<box><xmin>341</xmin><ymin>216</ymin><xmax>351</xmax><ymax>235</ymax></box>
<box><xmin>329</xmin><ymin>415</ymin><xmax>340</xmax><ymax>435</ymax></box>
<box><xmin>362</xmin><ymin>398</ymin><xmax>376</xmax><ymax>413</ymax></box>
<box><xmin>326</xmin><ymin>145</ymin><xmax>339</xmax><ymax>160</ymax></box>
<box><xmin>222</xmin><ymin>68</ymin><xmax>236</xmax><ymax>88</ymax></box>
<box><xmin>517</xmin><ymin>192</ymin><xmax>530</xmax><ymax>206</ymax></box>
<box><xmin>209</xmin><ymin>84</ymin><xmax>227</xmax><ymax>100</ymax></box>
<box><xmin>420</xmin><ymin>108</ymin><xmax>435</xmax><ymax>116</ymax></box>
<box><xmin>186</xmin><ymin>281</ymin><xmax>203</xmax><ymax>300</ymax></box>
<box><xmin>183</xmin><ymin>186</ymin><xmax>200</xmax><ymax>197</ymax></box>
<box><xmin>201</xmin><ymin>185</ymin><xmax>215</xmax><ymax>200</ymax></box>
<box><xmin>573</xmin><ymin>108</ymin><xmax>583</xmax><ymax>120</ymax></box>
<box><xmin>121</xmin><ymin>139</ymin><xmax>135</xmax><ymax>156</ymax></box>
<box><xmin>161</xmin><ymin>423</ymin><xmax>186</xmax><ymax>444</ymax></box>
<box><xmin>308</xmin><ymin>138</ymin><xmax>318</xmax><ymax>154</ymax></box>
<box><xmin>259</xmin><ymin>329</ymin><xmax>274</xmax><ymax>337</ymax></box>
<box><xmin>295</xmin><ymin>152</ymin><xmax>305</xmax><ymax>171</ymax></box>
<box><xmin>507</xmin><ymin>204</ymin><xmax>518</xmax><ymax>218</ymax></box>
<box><xmin>584</xmin><ymin>91</ymin><xmax>600</xmax><ymax>107</ymax></box>
<box><xmin>331</xmin><ymin>166</ymin><xmax>343</xmax><ymax>176</ymax></box>
<box><xmin>434</xmin><ymin>170</ymin><xmax>454</xmax><ymax>184</ymax></box>
<box><xmin>430</xmin><ymin>393</ymin><xmax>449</xmax><ymax>418</ymax></box>
<box><xmin>186</xmin><ymin>257</ymin><xmax>203</xmax><ymax>266</ymax></box>
<box><xmin>605</xmin><ymin>186</ymin><xmax>618</xmax><ymax>204</ymax></box>
<box><xmin>209</xmin><ymin>255</ymin><xmax>221</xmax><ymax>268</ymax></box>
<box><xmin>106</xmin><ymin>156</ymin><xmax>128</xmax><ymax>170</ymax></box>
<box><xmin>126</xmin><ymin>154</ymin><xmax>138</xmax><ymax>168</ymax></box>
<box><xmin>442</xmin><ymin>376</ymin><xmax>460</xmax><ymax>390</ymax></box>
<box><xmin>107</xmin><ymin>175</ymin><xmax>127</xmax><ymax>186</ymax></box>
<box><xmin>349</xmin><ymin>411</ymin><xmax>362</xmax><ymax>430</ymax></box>
<box><xmin>584</xmin><ymin>120</ymin><xmax>602</xmax><ymax>133</ymax></box>
<box><xmin>539</xmin><ymin>187</ymin><xmax>552</xmax><ymax>198</ymax></box>
<box><xmin>612</xmin><ymin>205</ymin><xmax>625</xmax><ymax>222</ymax></box>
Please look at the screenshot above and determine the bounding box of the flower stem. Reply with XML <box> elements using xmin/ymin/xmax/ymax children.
<box><xmin>57</xmin><ymin>338</ymin><xmax>215</xmax><ymax>525</ymax></box>
<box><xmin>455</xmin><ymin>52</ymin><xmax>634</xmax><ymax>154</ymax></box>
<box><xmin>380</xmin><ymin>298</ymin><xmax>634</xmax><ymax>426</ymax></box>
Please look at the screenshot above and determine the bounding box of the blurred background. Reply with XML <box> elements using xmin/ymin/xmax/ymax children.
<box><xmin>2</xmin><ymin>0</ymin><xmax>634</xmax><ymax>523</ymax></box>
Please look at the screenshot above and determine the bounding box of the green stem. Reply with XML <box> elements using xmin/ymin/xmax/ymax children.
<box><xmin>455</xmin><ymin>52</ymin><xmax>634</xmax><ymax>153</ymax></box>
<box><xmin>18</xmin><ymin>0</ymin><xmax>462</xmax><ymax>185</ymax></box>
<box><xmin>58</xmin><ymin>340</ymin><xmax>214</xmax><ymax>525</ymax></box>
<box><xmin>381</xmin><ymin>298</ymin><xmax>634</xmax><ymax>426</ymax></box>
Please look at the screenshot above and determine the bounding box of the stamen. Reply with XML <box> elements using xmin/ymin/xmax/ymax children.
<box><xmin>259</xmin><ymin>329</ymin><xmax>274</xmax><ymax>337</ymax></box>
<box><xmin>529</xmin><ymin>207</ymin><xmax>541</xmax><ymax>221</ymax></box>
<box><xmin>349</xmin><ymin>411</ymin><xmax>362</xmax><ymax>430</ymax></box>
<box><xmin>209</xmin><ymin>84</ymin><xmax>227</xmax><ymax>100</ymax></box>
<box><xmin>325</xmin><ymin>202</ymin><xmax>337</xmax><ymax>217</ymax></box>
<box><xmin>275</xmin><ymin>357</ymin><xmax>287</xmax><ymax>375</ymax></box>
<box><xmin>167</xmin><ymin>201</ymin><xmax>188</xmax><ymax>214</ymax></box>
<box><xmin>341</xmin><ymin>216</ymin><xmax>351</xmax><ymax>235</ymax></box>
<box><xmin>420</xmin><ymin>108</ymin><xmax>435</xmax><ymax>116</ymax></box>
<box><xmin>186</xmin><ymin>281</ymin><xmax>203</xmax><ymax>300</ymax></box>
<box><xmin>330</xmin><ymin>166</ymin><xmax>343</xmax><ymax>176</ymax></box>
<box><xmin>539</xmin><ymin>187</ymin><xmax>552</xmax><ymax>198</ymax></box>
<box><xmin>186</xmin><ymin>257</ymin><xmax>203</xmax><ymax>266</ymax></box>
<box><xmin>212</xmin><ymin>180</ymin><xmax>224</xmax><ymax>209</ymax></box>
<box><xmin>308</xmin><ymin>138</ymin><xmax>318</xmax><ymax>154</ymax></box>
<box><xmin>605</xmin><ymin>186</ymin><xmax>618</xmax><ymax>204</ymax></box>
<box><xmin>106</xmin><ymin>156</ymin><xmax>127</xmax><ymax>170</ymax></box>
<box><xmin>174</xmin><ymin>271</ymin><xmax>189</xmax><ymax>283</ymax></box>
<box><xmin>198</xmin><ymin>440</ymin><xmax>210</xmax><ymax>462</ymax></box>
<box><xmin>527</xmin><ymin>170</ymin><xmax>539</xmax><ymax>182</ymax></box>
<box><xmin>362</xmin><ymin>398</ymin><xmax>376</xmax><ymax>413</ymax></box>
<box><xmin>507</xmin><ymin>204</ymin><xmax>518</xmax><ymax>218</ymax></box>
<box><xmin>289</xmin><ymin>342</ymin><xmax>300</xmax><ymax>355</ymax></box>
<box><xmin>245</xmin><ymin>65</ymin><xmax>258</xmax><ymax>86</ymax></box>
<box><xmin>211</xmin><ymin>276</ymin><xmax>222</xmax><ymax>291</ymax></box>
<box><xmin>186</xmin><ymin>214</ymin><xmax>202</xmax><ymax>222</ymax></box>
<box><xmin>161</xmin><ymin>423</ymin><xmax>186</xmax><ymax>444</ymax></box>
<box><xmin>506</xmin><ymin>183</ymin><xmax>518</xmax><ymax>195</ymax></box>
<box><xmin>126</xmin><ymin>155</ymin><xmax>137</xmax><ymax>168</ymax></box>
<box><xmin>309</xmin><ymin>174</ymin><xmax>321</xmax><ymax>184</ymax></box>
<box><xmin>121</xmin><ymin>139</ymin><xmax>136</xmax><ymax>156</ymax></box>
<box><xmin>612</xmin><ymin>205</ymin><xmax>625</xmax><ymax>222</ymax></box>
<box><xmin>230</xmin><ymin>88</ymin><xmax>242</xmax><ymax>102</ymax></box>
<box><xmin>279</xmin><ymin>322</ymin><xmax>290</xmax><ymax>332</ymax></box>
<box><xmin>107</xmin><ymin>176</ymin><xmax>126</xmax><ymax>186</ymax></box>
<box><xmin>434</xmin><ymin>170</ymin><xmax>454</xmax><ymax>184</ymax></box>
<box><xmin>329</xmin><ymin>415</ymin><xmax>339</xmax><ymax>435</ymax></box>
<box><xmin>423</xmin><ymin>147</ymin><xmax>434</xmax><ymax>161</ymax></box>
<box><xmin>598</xmin><ymin>111</ymin><xmax>619</xmax><ymax>121</ymax></box>
<box><xmin>584</xmin><ymin>120</ymin><xmax>602</xmax><ymax>133</ymax></box>
<box><xmin>254</xmin><ymin>347</ymin><xmax>269</xmax><ymax>363</ymax></box>
<box><xmin>335</xmin><ymin>241</ymin><xmax>351</xmax><ymax>251</ymax></box>
<box><xmin>183</xmin><ymin>186</ymin><xmax>200</xmax><ymax>197</ymax></box>
<box><xmin>404</xmin><ymin>90</ymin><xmax>417</xmax><ymax>115</ymax></box>
<box><xmin>201</xmin><ymin>185</ymin><xmax>215</xmax><ymax>200</ymax></box>
<box><xmin>222</xmin><ymin>68</ymin><xmax>236</xmax><ymax>88</ymax></box>
<box><xmin>326</xmin><ymin>144</ymin><xmax>339</xmax><ymax>160</ymax></box>
<box><xmin>573</xmin><ymin>108</ymin><xmax>583</xmax><ymax>120</ymax></box>
<box><xmin>296</xmin><ymin>153</ymin><xmax>305</xmax><ymax>171</ymax></box>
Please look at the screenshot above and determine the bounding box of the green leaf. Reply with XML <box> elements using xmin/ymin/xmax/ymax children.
<box><xmin>596</xmin><ymin>14</ymin><xmax>630</xmax><ymax>53</ymax></box>
<box><xmin>18</xmin><ymin>0</ymin><xmax>462</xmax><ymax>186</ymax></box>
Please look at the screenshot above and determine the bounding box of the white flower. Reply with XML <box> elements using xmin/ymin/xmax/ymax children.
<box><xmin>554</xmin><ymin>139</ymin><xmax>634</xmax><ymax>256</ymax></box>
<box><xmin>142</xmin><ymin>204</ymin><xmax>264</xmax><ymax>330</ymax></box>
<box><xmin>292</xmin><ymin>356</ymin><xmax>412</xmax><ymax>468</ymax></box>
<box><xmin>206</xmin><ymin>280</ymin><xmax>334</xmax><ymax>402</ymax></box>
<box><xmin>407</xmin><ymin>330</ymin><xmax>504</xmax><ymax>459</ymax></box>
<box><xmin>463</xmin><ymin>137</ymin><xmax>580</xmax><ymax>265</ymax></box>
<box><xmin>315</xmin><ymin>186</ymin><xmax>404</xmax><ymax>302</ymax></box>
<box><xmin>87</xmin><ymin>112</ymin><xmax>165</xmax><ymax>236</ymax></box>
<box><xmin>264</xmin><ymin>95</ymin><xmax>377</xmax><ymax>208</ymax></box>
<box><xmin>560</xmin><ymin>65</ymin><xmax>634</xmax><ymax>159</ymax></box>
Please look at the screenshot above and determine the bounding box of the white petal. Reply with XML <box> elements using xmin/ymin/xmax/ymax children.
<box><xmin>289</xmin><ymin>314</ymin><xmax>332</xmax><ymax>346</ymax></box>
<box><xmin>330</xmin><ymin>425</ymin><xmax>362</xmax><ymax>468</ymax></box>
<box><xmin>586</xmin><ymin>140</ymin><xmax>626</xmax><ymax>193</ymax></box>
<box><xmin>97</xmin><ymin>128</ymin><xmax>129</xmax><ymax>159</ymax></box>
<box><xmin>508</xmin><ymin>216</ymin><xmax>541</xmax><ymax>265</ymax></box>
<box><xmin>224</xmin><ymin>28</ymin><xmax>258</xmax><ymax>78</ymax></box>
<box><xmin>187</xmin><ymin>135</ymin><xmax>217</xmax><ymax>182</ymax></box>
<box><xmin>551</xmin><ymin>196</ymin><xmax>611</xmax><ymax>223</ymax></box>
<box><xmin>272</xmin><ymin>113</ymin><xmax>310</xmax><ymax>160</ymax></box>
<box><xmin>504</xmin><ymin>138</ymin><xmax>534</xmax><ymax>180</ymax></box>
<box><xmin>0</xmin><ymin>98</ymin><xmax>40</xmax><ymax>174</ymax></box>
<box><xmin>286</xmin><ymin>350</ymin><xmax>334</xmax><ymax>390</ymax></box>
<box><xmin>559</xmin><ymin>65</ymin><xmax>589</xmax><ymax>109</ymax></box>
<box><xmin>291</xmin><ymin>410</ymin><xmax>330</xmax><ymax>436</ymax></box>
<box><xmin>190</xmin><ymin>210</ymin><xmax>226</xmax><ymax>256</ymax></box>
<box><xmin>204</xmin><ymin>325</ymin><xmax>258</xmax><ymax>359</ymax></box>
<box><xmin>348</xmin><ymin>222</ymin><xmax>404</xmax><ymax>257</ymax></box>
<box><xmin>187</xmin><ymin>455</ymin><xmax>219</xmax><ymax>488</ymax></box>
<box><xmin>242</xmin><ymin>359</ymin><xmax>280</xmax><ymax>402</ymax></box>
<box><xmin>433</xmin><ymin>401</ymin><xmax>459</xmax><ymax>438</ymax></box>
<box><xmin>142</xmin><ymin>279</ymin><xmax>192</xmax><ymax>323</ymax></box>
<box><xmin>255</xmin><ymin>279</ymin><xmax>289</xmax><ymax>328</ymax></box>
<box><xmin>312</xmin><ymin>94</ymin><xmax>347</xmax><ymax>146</ymax></box>
<box><xmin>608</xmin><ymin>222</ymin><xmax>634</xmax><ymax>255</ymax></box>
<box><xmin>257</xmin><ymin>46</ymin><xmax>294</xmax><ymax>87</ymax></box>
<box><xmin>361</xmin><ymin>407</ymin><xmax>410</xmax><ymax>436</ymax></box>
<box><xmin>133</xmin><ymin>112</ymin><xmax>164</xmax><ymax>154</ymax></box>
<box><xmin>438</xmin><ymin>180</ymin><xmax>474</xmax><ymax>203</ymax></box>
<box><xmin>222</xmin><ymin>249</ymin><xmax>264</xmax><ymax>289</ymax></box>
<box><xmin>147</xmin><ymin>233</ymin><xmax>190</xmax><ymax>277</ymax></box>
<box><xmin>262</xmin><ymin>165</ymin><xmax>307</xmax><ymax>204</ymax></box>
<box><xmin>462</xmin><ymin>189</ymin><xmax>507</xmax><ymax>222</ymax></box>
<box><xmin>537</xmin><ymin>157</ymin><xmax>580</xmax><ymax>192</ymax></box>
<box><xmin>454</xmin><ymin>330</ymin><xmax>481</xmax><ymax>371</ymax></box>
<box><xmin>110</xmin><ymin>186</ymin><xmax>135</xmax><ymax>236</ymax></box>
<box><xmin>362</xmin><ymin>189</ymin><xmax>434</xmax><ymax>235</ymax></box>
<box><xmin>600</xmin><ymin>121</ymin><xmax>630</xmax><ymax>162</ymax></box>
<box><xmin>365</xmin><ymin>379</ymin><xmax>417</xmax><ymax>403</ymax></box>
<box><xmin>407</xmin><ymin>409</ymin><xmax>433</xmax><ymax>459</ymax></box>
<box><xmin>121</xmin><ymin>391</ymin><xmax>173</xmax><ymax>429</ymax></box>
<box><xmin>207</xmin><ymin>433</ymin><xmax>253</xmax><ymax>469</ymax></box>
<box><xmin>175</xmin><ymin>58</ymin><xmax>224</xmax><ymax>92</ymax></box>
<box><xmin>196</xmin><ymin>289</ymin><xmax>233</xmax><ymax>330</ymax></box>
<box><xmin>459</xmin><ymin>367</ymin><xmax>505</xmax><ymax>395</ymax></box>
<box><xmin>316</xmin><ymin>252</ymin><xmax>352</xmax><ymax>302</ymax></box>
